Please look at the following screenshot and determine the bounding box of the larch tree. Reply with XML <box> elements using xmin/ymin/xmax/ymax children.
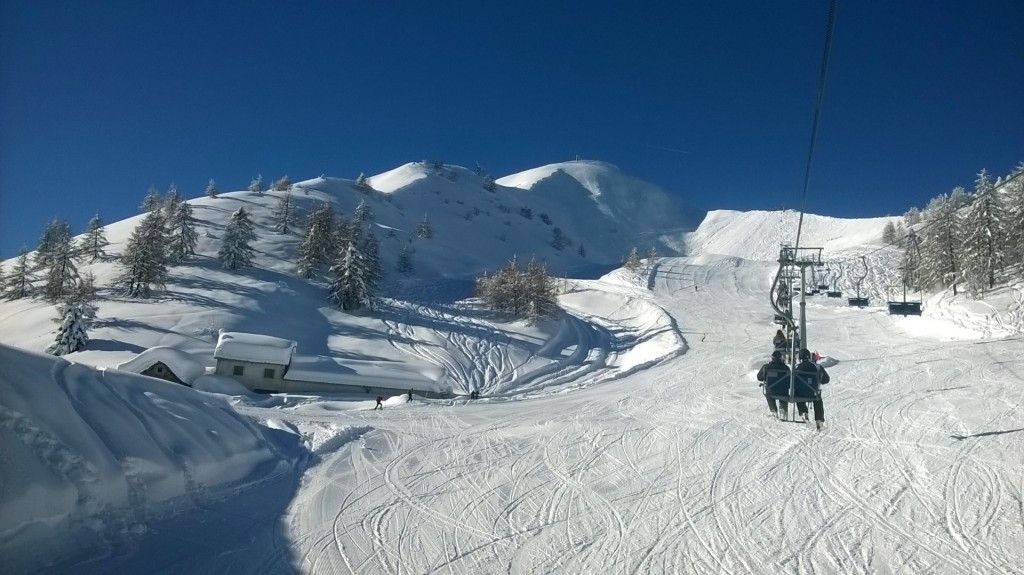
<box><xmin>961</xmin><ymin>171</ymin><xmax>1006</xmax><ymax>296</ymax></box>
<box><xmin>3</xmin><ymin>248</ymin><xmax>35</xmax><ymax>299</ymax></box>
<box><xmin>272</xmin><ymin>190</ymin><xmax>299</xmax><ymax>234</ymax></box>
<box><xmin>273</xmin><ymin>175</ymin><xmax>292</xmax><ymax>191</ymax></box>
<box><xmin>218</xmin><ymin>207</ymin><xmax>257</xmax><ymax>270</ymax></box>
<box><xmin>43</xmin><ymin>230</ymin><xmax>79</xmax><ymax>303</ymax></box>
<box><xmin>396</xmin><ymin>244</ymin><xmax>414</xmax><ymax>276</ymax></box>
<box><xmin>77</xmin><ymin>214</ymin><xmax>110</xmax><ymax>263</ymax></box>
<box><xmin>248</xmin><ymin>175</ymin><xmax>264</xmax><ymax>194</ymax></box>
<box><xmin>919</xmin><ymin>193</ymin><xmax>963</xmax><ymax>295</ymax></box>
<box><xmin>354</xmin><ymin>199</ymin><xmax>374</xmax><ymax>222</ymax></box>
<box><xmin>295</xmin><ymin>203</ymin><xmax>337</xmax><ymax>278</ymax></box>
<box><xmin>35</xmin><ymin>219</ymin><xmax>72</xmax><ymax>271</ymax></box>
<box><xmin>1003</xmin><ymin>167</ymin><xmax>1024</xmax><ymax>267</ymax></box>
<box><xmin>166</xmin><ymin>200</ymin><xmax>199</xmax><ymax>263</ymax></box>
<box><xmin>328</xmin><ymin>242</ymin><xmax>374</xmax><ymax>311</ymax></box>
<box><xmin>141</xmin><ymin>186</ymin><xmax>163</xmax><ymax>213</ymax></box>
<box><xmin>416</xmin><ymin>214</ymin><xmax>433</xmax><ymax>239</ymax></box>
<box><xmin>164</xmin><ymin>185</ymin><xmax>183</xmax><ymax>211</ymax></box>
<box><xmin>359</xmin><ymin>225</ymin><xmax>382</xmax><ymax>290</ymax></box>
<box><xmin>115</xmin><ymin>209</ymin><xmax>168</xmax><ymax>298</ymax></box>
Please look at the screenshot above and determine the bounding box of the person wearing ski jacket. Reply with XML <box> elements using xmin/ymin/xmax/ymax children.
<box><xmin>794</xmin><ymin>348</ymin><xmax>830</xmax><ymax>428</ymax></box>
<box><xmin>756</xmin><ymin>350</ymin><xmax>790</xmax><ymax>418</ymax></box>
<box><xmin>772</xmin><ymin>330</ymin><xmax>786</xmax><ymax>351</ymax></box>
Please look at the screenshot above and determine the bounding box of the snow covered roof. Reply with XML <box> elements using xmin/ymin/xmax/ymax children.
<box><xmin>114</xmin><ymin>346</ymin><xmax>207</xmax><ymax>385</ymax></box>
<box><xmin>214</xmin><ymin>331</ymin><xmax>297</xmax><ymax>366</ymax></box>
<box><xmin>285</xmin><ymin>355</ymin><xmax>440</xmax><ymax>391</ymax></box>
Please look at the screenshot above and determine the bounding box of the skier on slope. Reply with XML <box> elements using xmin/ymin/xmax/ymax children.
<box><xmin>794</xmin><ymin>349</ymin><xmax>830</xmax><ymax>430</ymax></box>
<box><xmin>756</xmin><ymin>350</ymin><xmax>790</xmax><ymax>419</ymax></box>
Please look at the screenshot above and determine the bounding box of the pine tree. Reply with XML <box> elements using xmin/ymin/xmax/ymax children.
<box><xmin>218</xmin><ymin>207</ymin><xmax>257</xmax><ymax>270</ymax></box>
<box><xmin>354</xmin><ymin>199</ymin><xmax>374</xmax><ymax>222</ymax></box>
<box><xmin>166</xmin><ymin>200</ymin><xmax>199</xmax><ymax>263</ymax></box>
<box><xmin>44</xmin><ymin>231</ymin><xmax>79</xmax><ymax>303</ymax></box>
<box><xmin>272</xmin><ymin>190</ymin><xmax>299</xmax><ymax>234</ymax></box>
<box><xmin>273</xmin><ymin>175</ymin><xmax>292</xmax><ymax>191</ymax></box>
<box><xmin>36</xmin><ymin>219</ymin><xmax>72</xmax><ymax>271</ymax></box>
<box><xmin>482</xmin><ymin>174</ymin><xmax>496</xmax><ymax>192</ymax></box>
<box><xmin>77</xmin><ymin>214</ymin><xmax>110</xmax><ymax>263</ymax></box>
<box><xmin>416</xmin><ymin>214</ymin><xmax>433</xmax><ymax>239</ymax></box>
<box><xmin>3</xmin><ymin>248</ymin><xmax>35</xmax><ymax>299</ymax></box>
<box><xmin>296</xmin><ymin>203</ymin><xmax>337</xmax><ymax>278</ymax></box>
<box><xmin>397</xmin><ymin>244</ymin><xmax>414</xmax><ymax>275</ymax></box>
<box><xmin>0</xmin><ymin>261</ymin><xmax>5</xmax><ymax>297</ymax></box>
<box><xmin>141</xmin><ymin>186</ymin><xmax>163</xmax><ymax>213</ymax></box>
<box><xmin>248</xmin><ymin>175</ymin><xmax>264</xmax><ymax>194</ymax></box>
<box><xmin>328</xmin><ymin>243</ymin><xmax>374</xmax><ymax>310</ymax></box>
<box><xmin>578</xmin><ymin>244</ymin><xmax>586</xmax><ymax>258</ymax></box>
<box><xmin>46</xmin><ymin>303</ymin><xmax>89</xmax><ymax>356</ymax></box>
<box><xmin>206</xmin><ymin>179</ymin><xmax>219</xmax><ymax>198</ymax></box>
<box><xmin>115</xmin><ymin>209</ymin><xmax>168</xmax><ymax>298</ymax></box>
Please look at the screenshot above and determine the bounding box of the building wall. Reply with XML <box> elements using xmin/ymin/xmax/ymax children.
<box><xmin>214</xmin><ymin>359</ymin><xmax>287</xmax><ymax>392</ymax></box>
<box><xmin>140</xmin><ymin>362</ymin><xmax>186</xmax><ymax>386</ymax></box>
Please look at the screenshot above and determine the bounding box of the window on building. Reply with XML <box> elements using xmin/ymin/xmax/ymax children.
<box><xmin>263</xmin><ymin>368</ymin><xmax>275</xmax><ymax>379</ymax></box>
<box><xmin>233</xmin><ymin>365</ymin><xmax>244</xmax><ymax>376</ymax></box>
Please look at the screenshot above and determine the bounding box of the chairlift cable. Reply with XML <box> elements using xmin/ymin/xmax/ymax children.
<box><xmin>794</xmin><ymin>0</ymin><xmax>839</xmax><ymax>251</ymax></box>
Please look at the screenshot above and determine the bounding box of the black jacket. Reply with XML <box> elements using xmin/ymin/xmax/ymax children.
<box><xmin>795</xmin><ymin>359</ymin><xmax>830</xmax><ymax>384</ymax></box>
<box><xmin>756</xmin><ymin>358</ymin><xmax>790</xmax><ymax>382</ymax></box>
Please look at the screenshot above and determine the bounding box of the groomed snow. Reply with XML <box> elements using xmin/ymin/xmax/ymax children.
<box><xmin>2</xmin><ymin>169</ymin><xmax>1023</xmax><ymax>573</ymax></box>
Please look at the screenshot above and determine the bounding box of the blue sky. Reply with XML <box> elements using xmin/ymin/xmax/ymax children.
<box><xmin>1</xmin><ymin>0</ymin><xmax>1021</xmax><ymax>259</ymax></box>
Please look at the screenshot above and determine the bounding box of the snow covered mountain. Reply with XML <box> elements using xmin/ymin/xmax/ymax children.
<box><xmin>2</xmin><ymin>160</ymin><xmax>1023</xmax><ymax>573</ymax></box>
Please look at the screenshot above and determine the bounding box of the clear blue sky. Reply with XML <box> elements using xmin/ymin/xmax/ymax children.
<box><xmin>2</xmin><ymin>0</ymin><xmax>1022</xmax><ymax>258</ymax></box>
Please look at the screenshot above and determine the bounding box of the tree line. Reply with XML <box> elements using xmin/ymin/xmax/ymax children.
<box><xmin>886</xmin><ymin>163</ymin><xmax>1024</xmax><ymax>298</ymax></box>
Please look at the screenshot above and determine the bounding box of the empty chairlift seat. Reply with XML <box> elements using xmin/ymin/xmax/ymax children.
<box><xmin>887</xmin><ymin>301</ymin><xmax>923</xmax><ymax>316</ymax></box>
<box><xmin>848</xmin><ymin>296</ymin><xmax>869</xmax><ymax>307</ymax></box>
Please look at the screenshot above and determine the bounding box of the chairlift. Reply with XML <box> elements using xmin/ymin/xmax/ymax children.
<box><xmin>825</xmin><ymin>262</ymin><xmax>842</xmax><ymax>297</ymax></box>
<box><xmin>887</xmin><ymin>238</ymin><xmax>923</xmax><ymax>315</ymax></box>
<box><xmin>762</xmin><ymin>366</ymin><xmax>822</xmax><ymax>419</ymax></box>
<box><xmin>847</xmin><ymin>256</ymin><xmax>869</xmax><ymax>306</ymax></box>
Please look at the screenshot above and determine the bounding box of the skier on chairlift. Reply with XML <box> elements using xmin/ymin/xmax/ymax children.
<box><xmin>794</xmin><ymin>348</ymin><xmax>830</xmax><ymax>429</ymax></box>
<box><xmin>756</xmin><ymin>350</ymin><xmax>790</xmax><ymax>419</ymax></box>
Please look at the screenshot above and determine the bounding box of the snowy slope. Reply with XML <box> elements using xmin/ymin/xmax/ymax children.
<box><xmin>3</xmin><ymin>162</ymin><xmax>1024</xmax><ymax>573</ymax></box>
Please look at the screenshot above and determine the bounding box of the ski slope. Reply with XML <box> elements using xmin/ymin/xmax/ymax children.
<box><xmin>64</xmin><ymin>254</ymin><xmax>1022</xmax><ymax>574</ymax></box>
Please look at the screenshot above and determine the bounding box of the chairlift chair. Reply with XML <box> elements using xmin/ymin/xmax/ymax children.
<box><xmin>762</xmin><ymin>367</ymin><xmax>822</xmax><ymax>418</ymax></box>
<box><xmin>847</xmin><ymin>256</ymin><xmax>870</xmax><ymax>307</ymax></box>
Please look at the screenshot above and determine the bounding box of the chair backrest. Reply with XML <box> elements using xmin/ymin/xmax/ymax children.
<box><xmin>763</xmin><ymin>367</ymin><xmax>820</xmax><ymax>401</ymax></box>
<box><xmin>762</xmin><ymin>368</ymin><xmax>791</xmax><ymax>397</ymax></box>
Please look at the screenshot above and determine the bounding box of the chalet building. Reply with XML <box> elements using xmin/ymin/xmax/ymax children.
<box><xmin>213</xmin><ymin>330</ymin><xmax>450</xmax><ymax>397</ymax></box>
<box><xmin>213</xmin><ymin>332</ymin><xmax>296</xmax><ymax>393</ymax></box>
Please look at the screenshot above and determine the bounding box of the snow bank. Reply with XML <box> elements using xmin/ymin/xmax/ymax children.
<box><xmin>0</xmin><ymin>344</ymin><xmax>299</xmax><ymax>571</ymax></box>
